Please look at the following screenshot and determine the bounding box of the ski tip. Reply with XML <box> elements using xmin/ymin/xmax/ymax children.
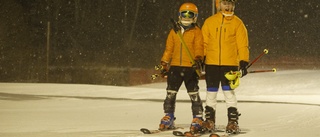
<box><xmin>140</xmin><ymin>128</ymin><xmax>151</xmax><ymax>134</ymax></box>
<box><xmin>172</xmin><ymin>130</ymin><xmax>184</xmax><ymax>136</ymax></box>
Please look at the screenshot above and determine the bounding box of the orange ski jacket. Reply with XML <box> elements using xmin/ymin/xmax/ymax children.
<box><xmin>161</xmin><ymin>25</ymin><xmax>204</xmax><ymax>67</ymax></box>
<box><xmin>202</xmin><ymin>12</ymin><xmax>249</xmax><ymax>66</ymax></box>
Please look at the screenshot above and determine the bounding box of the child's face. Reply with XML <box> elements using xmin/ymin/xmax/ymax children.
<box><xmin>220</xmin><ymin>1</ymin><xmax>235</xmax><ymax>13</ymax></box>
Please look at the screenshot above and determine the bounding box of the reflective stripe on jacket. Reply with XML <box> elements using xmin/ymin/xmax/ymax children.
<box><xmin>202</xmin><ymin>12</ymin><xmax>249</xmax><ymax>66</ymax></box>
<box><xmin>161</xmin><ymin>25</ymin><xmax>204</xmax><ymax>67</ymax></box>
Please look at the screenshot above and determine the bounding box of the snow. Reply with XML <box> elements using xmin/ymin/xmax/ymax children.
<box><xmin>0</xmin><ymin>69</ymin><xmax>320</xmax><ymax>137</ymax></box>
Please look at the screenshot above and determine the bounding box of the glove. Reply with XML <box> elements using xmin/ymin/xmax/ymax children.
<box><xmin>160</xmin><ymin>61</ymin><xmax>169</xmax><ymax>78</ymax></box>
<box><xmin>239</xmin><ymin>60</ymin><xmax>249</xmax><ymax>77</ymax></box>
<box><xmin>192</xmin><ymin>56</ymin><xmax>203</xmax><ymax>70</ymax></box>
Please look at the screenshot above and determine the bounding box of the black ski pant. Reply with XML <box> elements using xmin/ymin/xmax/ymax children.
<box><xmin>205</xmin><ymin>65</ymin><xmax>238</xmax><ymax>91</ymax></box>
<box><xmin>163</xmin><ymin>66</ymin><xmax>203</xmax><ymax>116</ymax></box>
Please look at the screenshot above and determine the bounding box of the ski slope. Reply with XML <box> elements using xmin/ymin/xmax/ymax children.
<box><xmin>0</xmin><ymin>70</ymin><xmax>320</xmax><ymax>137</ymax></box>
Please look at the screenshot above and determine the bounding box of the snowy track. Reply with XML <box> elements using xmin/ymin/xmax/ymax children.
<box><xmin>1</xmin><ymin>70</ymin><xmax>320</xmax><ymax>137</ymax></box>
<box><xmin>1</xmin><ymin>92</ymin><xmax>319</xmax><ymax>107</ymax></box>
<box><xmin>0</xmin><ymin>96</ymin><xmax>319</xmax><ymax>137</ymax></box>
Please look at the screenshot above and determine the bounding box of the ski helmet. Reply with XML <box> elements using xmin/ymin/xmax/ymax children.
<box><xmin>178</xmin><ymin>3</ymin><xmax>198</xmax><ymax>26</ymax></box>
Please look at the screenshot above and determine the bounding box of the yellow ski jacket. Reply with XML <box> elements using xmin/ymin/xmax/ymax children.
<box><xmin>202</xmin><ymin>12</ymin><xmax>249</xmax><ymax>66</ymax></box>
<box><xmin>161</xmin><ymin>25</ymin><xmax>204</xmax><ymax>67</ymax></box>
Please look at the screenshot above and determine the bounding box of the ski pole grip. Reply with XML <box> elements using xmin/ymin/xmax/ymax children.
<box><xmin>170</xmin><ymin>18</ymin><xmax>180</xmax><ymax>33</ymax></box>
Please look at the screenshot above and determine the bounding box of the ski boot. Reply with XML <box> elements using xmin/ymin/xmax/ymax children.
<box><xmin>226</xmin><ymin>107</ymin><xmax>241</xmax><ymax>134</ymax></box>
<box><xmin>159</xmin><ymin>113</ymin><xmax>175</xmax><ymax>130</ymax></box>
<box><xmin>203</xmin><ymin>106</ymin><xmax>216</xmax><ymax>132</ymax></box>
<box><xmin>189</xmin><ymin>116</ymin><xmax>205</xmax><ymax>134</ymax></box>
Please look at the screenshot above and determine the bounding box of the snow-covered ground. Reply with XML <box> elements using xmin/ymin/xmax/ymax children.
<box><xmin>0</xmin><ymin>70</ymin><xmax>320</xmax><ymax>137</ymax></box>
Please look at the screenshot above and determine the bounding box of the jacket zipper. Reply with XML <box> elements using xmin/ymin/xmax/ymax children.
<box><xmin>219</xmin><ymin>16</ymin><xmax>224</xmax><ymax>65</ymax></box>
<box><xmin>180</xmin><ymin>43</ymin><xmax>182</xmax><ymax>65</ymax></box>
<box><xmin>216</xmin><ymin>28</ymin><xmax>218</xmax><ymax>38</ymax></box>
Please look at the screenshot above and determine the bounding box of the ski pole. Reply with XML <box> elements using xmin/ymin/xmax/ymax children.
<box><xmin>246</xmin><ymin>49</ymin><xmax>268</xmax><ymax>69</ymax></box>
<box><xmin>150</xmin><ymin>65</ymin><xmax>168</xmax><ymax>80</ymax></box>
<box><xmin>249</xmin><ymin>68</ymin><xmax>276</xmax><ymax>73</ymax></box>
<box><xmin>151</xmin><ymin>74</ymin><xmax>159</xmax><ymax>80</ymax></box>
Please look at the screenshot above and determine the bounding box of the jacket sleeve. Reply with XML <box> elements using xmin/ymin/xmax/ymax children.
<box><xmin>236</xmin><ymin>21</ymin><xmax>249</xmax><ymax>62</ymax></box>
<box><xmin>161</xmin><ymin>29</ymin><xmax>175</xmax><ymax>63</ymax></box>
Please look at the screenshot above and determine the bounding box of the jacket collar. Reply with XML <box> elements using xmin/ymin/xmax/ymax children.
<box><xmin>217</xmin><ymin>12</ymin><xmax>234</xmax><ymax>20</ymax></box>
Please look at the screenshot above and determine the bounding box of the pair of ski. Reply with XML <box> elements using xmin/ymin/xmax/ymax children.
<box><xmin>140</xmin><ymin>127</ymin><xmax>182</xmax><ymax>134</ymax></box>
<box><xmin>140</xmin><ymin>127</ymin><xmax>229</xmax><ymax>137</ymax></box>
<box><xmin>172</xmin><ymin>128</ymin><xmax>243</xmax><ymax>137</ymax></box>
<box><xmin>173</xmin><ymin>130</ymin><xmax>224</xmax><ymax>137</ymax></box>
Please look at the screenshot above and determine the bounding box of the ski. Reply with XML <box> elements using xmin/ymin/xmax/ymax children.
<box><xmin>210</xmin><ymin>132</ymin><xmax>245</xmax><ymax>137</ymax></box>
<box><xmin>210</xmin><ymin>133</ymin><xmax>229</xmax><ymax>137</ymax></box>
<box><xmin>140</xmin><ymin>127</ymin><xmax>183</xmax><ymax>134</ymax></box>
<box><xmin>209</xmin><ymin>130</ymin><xmax>247</xmax><ymax>137</ymax></box>
<box><xmin>173</xmin><ymin>129</ymin><xmax>224</xmax><ymax>137</ymax></box>
<box><xmin>210</xmin><ymin>133</ymin><xmax>236</xmax><ymax>137</ymax></box>
<box><xmin>173</xmin><ymin>130</ymin><xmax>209</xmax><ymax>137</ymax></box>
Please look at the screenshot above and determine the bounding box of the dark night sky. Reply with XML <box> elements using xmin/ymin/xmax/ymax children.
<box><xmin>237</xmin><ymin>0</ymin><xmax>319</xmax><ymax>58</ymax></box>
<box><xmin>0</xmin><ymin>0</ymin><xmax>319</xmax><ymax>84</ymax></box>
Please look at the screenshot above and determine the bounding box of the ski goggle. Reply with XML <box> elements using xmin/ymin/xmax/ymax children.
<box><xmin>180</xmin><ymin>11</ymin><xmax>197</xmax><ymax>18</ymax></box>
